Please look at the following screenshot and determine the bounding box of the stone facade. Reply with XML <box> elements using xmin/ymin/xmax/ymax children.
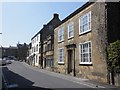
<box><xmin>54</xmin><ymin>2</ymin><xmax>120</xmax><ymax>84</ymax></box>
<box><xmin>40</xmin><ymin>14</ymin><xmax>61</xmax><ymax>69</ymax></box>
<box><xmin>26</xmin><ymin>1</ymin><xmax>120</xmax><ymax>86</ymax></box>
<box><xmin>42</xmin><ymin>35</ymin><xmax>54</xmax><ymax>70</ymax></box>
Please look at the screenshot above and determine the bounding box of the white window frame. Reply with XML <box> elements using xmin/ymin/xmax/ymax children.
<box><xmin>58</xmin><ymin>48</ymin><xmax>64</xmax><ymax>64</ymax></box>
<box><xmin>58</xmin><ymin>27</ymin><xmax>64</xmax><ymax>42</ymax></box>
<box><xmin>79</xmin><ymin>11</ymin><xmax>91</xmax><ymax>35</ymax></box>
<box><xmin>36</xmin><ymin>44</ymin><xmax>38</xmax><ymax>52</ymax></box>
<box><xmin>79</xmin><ymin>41</ymin><xmax>92</xmax><ymax>64</ymax></box>
<box><xmin>32</xmin><ymin>39</ymin><xmax>34</xmax><ymax>44</ymax></box>
<box><xmin>35</xmin><ymin>37</ymin><xmax>36</xmax><ymax>43</ymax></box>
<box><xmin>68</xmin><ymin>22</ymin><xmax>74</xmax><ymax>39</ymax></box>
<box><xmin>37</xmin><ymin>36</ymin><xmax>38</xmax><ymax>41</ymax></box>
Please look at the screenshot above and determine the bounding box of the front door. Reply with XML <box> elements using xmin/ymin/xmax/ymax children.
<box><xmin>68</xmin><ymin>50</ymin><xmax>72</xmax><ymax>74</ymax></box>
<box><xmin>44</xmin><ymin>58</ymin><xmax>46</xmax><ymax>68</ymax></box>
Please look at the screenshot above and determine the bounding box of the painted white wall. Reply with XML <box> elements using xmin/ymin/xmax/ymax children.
<box><xmin>31</xmin><ymin>33</ymin><xmax>40</xmax><ymax>66</ymax></box>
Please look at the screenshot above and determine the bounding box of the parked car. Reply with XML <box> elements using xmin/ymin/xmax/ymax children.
<box><xmin>8</xmin><ymin>56</ymin><xmax>17</xmax><ymax>61</ymax></box>
<box><xmin>0</xmin><ymin>58</ymin><xmax>2</xmax><ymax>66</ymax></box>
<box><xmin>6</xmin><ymin>60</ymin><xmax>12</xmax><ymax>64</ymax></box>
<box><xmin>0</xmin><ymin>57</ymin><xmax>13</xmax><ymax>65</ymax></box>
<box><xmin>2</xmin><ymin>60</ymin><xmax>7</xmax><ymax>65</ymax></box>
<box><xmin>0</xmin><ymin>59</ymin><xmax>7</xmax><ymax>66</ymax></box>
<box><xmin>3</xmin><ymin>57</ymin><xmax>8</xmax><ymax>60</ymax></box>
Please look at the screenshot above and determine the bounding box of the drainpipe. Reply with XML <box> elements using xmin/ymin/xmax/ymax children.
<box><xmin>73</xmin><ymin>48</ymin><xmax>76</xmax><ymax>76</ymax></box>
<box><xmin>105</xmin><ymin>2</ymin><xmax>110</xmax><ymax>84</ymax></box>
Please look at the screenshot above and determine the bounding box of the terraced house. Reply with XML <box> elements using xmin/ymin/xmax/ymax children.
<box><xmin>31</xmin><ymin>32</ymin><xmax>40</xmax><ymax>67</ymax></box>
<box><xmin>27</xmin><ymin>14</ymin><xmax>61</xmax><ymax>68</ymax></box>
<box><xmin>40</xmin><ymin>14</ymin><xmax>61</xmax><ymax>69</ymax></box>
<box><xmin>54</xmin><ymin>1</ymin><xmax>120</xmax><ymax>84</ymax></box>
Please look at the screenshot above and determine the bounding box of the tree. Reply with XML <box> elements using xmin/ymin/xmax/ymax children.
<box><xmin>107</xmin><ymin>40</ymin><xmax>120</xmax><ymax>84</ymax></box>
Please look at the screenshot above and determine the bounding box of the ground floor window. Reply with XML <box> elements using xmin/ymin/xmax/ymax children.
<box><xmin>58</xmin><ymin>48</ymin><xmax>64</xmax><ymax>64</ymax></box>
<box><xmin>46</xmin><ymin>59</ymin><xmax>54</xmax><ymax>67</ymax></box>
<box><xmin>79</xmin><ymin>41</ymin><xmax>92</xmax><ymax>64</ymax></box>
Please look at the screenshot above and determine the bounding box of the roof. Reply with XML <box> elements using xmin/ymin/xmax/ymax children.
<box><xmin>55</xmin><ymin>2</ymin><xmax>94</xmax><ymax>29</ymax></box>
<box><xmin>1</xmin><ymin>46</ymin><xmax>18</xmax><ymax>49</ymax></box>
<box><xmin>31</xmin><ymin>13</ymin><xmax>61</xmax><ymax>40</ymax></box>
<box><xmin>39</xmin><ymin>15</ymin><xmax>61</xmax><ymax>34</ymax></box>
<box><xmin>31</xmin><ymin>31</ymin><xmax>40</xmax><ymax>40</ymax></box>
<box><xmin>31</xmin><ymin>2</ymin><xmax>94</xmax><ymax>40</ymax></box>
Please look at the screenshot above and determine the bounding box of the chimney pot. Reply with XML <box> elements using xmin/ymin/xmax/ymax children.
<box><xmin>53</xmin><ymin>13</ymin><xmax>59</xmax><ymax>19</ymax></box>
<box><xmin>43</xmin><ymin>24</ymin><xmax>46</xmax><ymax>28</ymax></box>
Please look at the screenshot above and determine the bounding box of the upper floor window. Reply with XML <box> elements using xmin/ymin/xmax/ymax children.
<box><xmin>58</xmin><ymin>27</ymin><xmax>64</xmax><ymax>42</ymax></box>
<box><xmin>36</xmin><ymin>44</ymin><xmax>38</xmax><ymax>52</ymax></box>
<box><xmin>34</xmin><ymin>47</ymin><xmax>36</xmax><ymax>52</ymax></box>
<box><xmin>79</xmin><ymin>41</ymin><xmax>92</xmax><ymax>64</ymax></box>
<box><xmin>58</xmin><ymin>48</ymin><xmax>64</xmax><ymax>64</ymax></box>
<box><xmin>32</xmin><ymin>40</ymin><xmax>34</xmax><ymax>44</ymax></box>
<box><xmin>37</xmin><ymin>36</ymin><xmax>39</xmax><ymax>41</ymax></box>
<box><xmin>32</xmin><ymin>47</ymin><xmax>34</xmax><ymax>53</ymax></box>
<box><xmin>47</xmin><ymin>43</ymin><xmax>51</xmax><ymax>51</ymax></box>
<box><xmin>43</xmin><ymin>45</ymin><xmax>46</xmax><ymax>52</ymax></box>
<box><xmin>68</xmin><ymin>22</ymin><xmax>74</xmax><ymax>38</ymax></box>
<box><xmin>34</xmin><ymin>38</ymin><xmax>36</xmax><ymax>43</ymax></box>
<box><xmin>79</xmin><ymin>11</ymin><xmax>91</xmax><ymax>34</ymax></box>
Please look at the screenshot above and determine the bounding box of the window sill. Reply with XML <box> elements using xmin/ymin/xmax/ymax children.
<box><xmin>79</xmin><ymin>63</ymin><xmax>93</xmax><ymax>66</ymax></box>
<box><xmin>58</xmin><ymin>62</ymin><xmax>64</xmax><ymax>65</ymax></box>
<box><xmin>68</xmin><ymin>36</ymin><xmax>74</xmax><ymax>40</ymax></box>
<box><xmin>58</xmin><ymin>40</ymin><xmax>64</xmax><ymax>44</ymax></box>
<box><xmin>79</xmin><ymin>30</ymin><xmax>91</xmax><ymax>36</ymax></box>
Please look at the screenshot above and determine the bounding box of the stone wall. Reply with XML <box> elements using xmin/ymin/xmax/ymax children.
<box><xmin>54</xmin><ymin>2</ymin><xmax>108</xmax><ymax>83</ymax></box>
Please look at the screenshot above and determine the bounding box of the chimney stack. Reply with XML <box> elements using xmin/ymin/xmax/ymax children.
<box><xmin>53</xmin><ymin>13</ymin><xmax>59</xmax><ymax>19</ymax></box>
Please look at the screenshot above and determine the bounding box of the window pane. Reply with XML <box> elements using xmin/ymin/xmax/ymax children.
<box><xmin>58</xmin><ymin>48</ymin><xmax>64</xmax><ymax>62</ymax></box>
<box><xmin>79</xmin><ymin>11</ymin><xmax>91</xmax><ymax>34</ymax></box>
<box><xmin>68</xmin><ymin>23</ymin><xmax>74</xmax><ymax>38</ymax></box>
<box><xmin>58</xmin><ymin>28</ymin><xmax>64</xmax><ymax>42</ymax></box>
<box><xmin>80</xmin><ymin>42</ymin><xmax>92</xmax><ymax>64</ymax></box>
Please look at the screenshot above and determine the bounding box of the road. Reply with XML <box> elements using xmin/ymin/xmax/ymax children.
<box><xmin>2</xmin><ymin>61</ymin><xmax>118</xmax><ymax>89</ymax></box>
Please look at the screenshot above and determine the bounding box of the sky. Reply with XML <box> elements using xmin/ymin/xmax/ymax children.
<box><xmin>0</xmin><ymin>1</ymin><xmax>88</xmax><ymax>47</ymax></box>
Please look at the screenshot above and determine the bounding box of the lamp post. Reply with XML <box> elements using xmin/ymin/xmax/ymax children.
<box><xmin>0</xmin><ymin>33</ymin><xmax>2</xmax><ymax>58</ymax></box>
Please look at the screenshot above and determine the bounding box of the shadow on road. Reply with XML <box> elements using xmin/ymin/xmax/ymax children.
<box><xmin>2</xmin><ymin>66</ymin><xmax>53</xmax><ymax>90</ymax></box>
<box><xmin>2</xmin><ymin>66</ymin><xmax>115</xmax><ymax>90</ymax></box>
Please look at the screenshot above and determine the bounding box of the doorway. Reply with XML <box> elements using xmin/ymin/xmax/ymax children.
<box><xmin>68</xmin><ymin>50</ymin><xmax>73</xmax><ymax>74</ymax></box>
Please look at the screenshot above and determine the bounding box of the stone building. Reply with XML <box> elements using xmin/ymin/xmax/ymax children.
<box><xmin>40</xmin><ymin>14</ymin><xmax>61</xmax><ymax>69</ymax></box>
<box><xmin>1</xmin><ymin>46</ymin><xmax>18</xmax><ymax>59</ymax></box>
<box><xmin>54</xmin><ymin>1</ymin><xmax>120</xmax><ymax>84</ymax></box>
<box><xmin>17</xmin><ymin>43</ymin><xmax>28</xmax><ymax>61</ymax></box>
<box><xmin>42</xmin><ymin>35</ymin><xmax>54</xmax><ymax>70</ymax></box>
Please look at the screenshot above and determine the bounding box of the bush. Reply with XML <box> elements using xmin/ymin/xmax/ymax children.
<box><xmin>107</xmin><ymin>40</ymin><xmax>120</xmax><ymax>73</ymax></box>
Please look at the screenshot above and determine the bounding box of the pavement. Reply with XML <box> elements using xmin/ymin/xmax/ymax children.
<box><xmin>22</xmin><ymin>61</ymin><xmax>118</xmax><ymax>89</ymax></box>
<box><xmin>2</xmin><ymin>61</ymin><xmax>119</xmax><ymax>89</ymax></box>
